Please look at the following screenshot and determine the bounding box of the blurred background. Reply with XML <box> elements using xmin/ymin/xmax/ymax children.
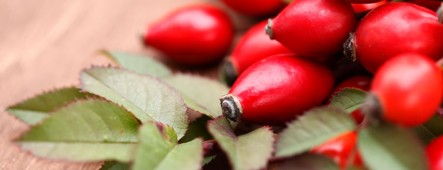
<box><xmin>0</xmin><ymin>0</ymin><xmax>253</xmax><ymax>169</ymax></box>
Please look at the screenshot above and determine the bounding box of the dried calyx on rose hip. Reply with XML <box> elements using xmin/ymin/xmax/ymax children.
<box><xmin>221</xmin><ymin>20</ymin><xmax>293</xmax><ymax>86</ymax></box>
<box><xmin>311</xmin><ymin>131</ymin><xmax>363</xmax><ymax>169</ymax></box>
<box><xmin>144</xmin><ymin>4</ymin><xmax>234</xmax><ymax>67</ymax></box>
<box><xmin>220</xmin><ymin>54</ymin><xmax>334</xmax><ymax>125</ymax></box>
<box><xmin>348</xmin><ymin>2</ymin><xmax>443</xmax><ymax>73</ymax></box>
<box><xmin>266</xmin><ymin>0</ymin><xmax>356</xmax><ymax>60</ymax></box>
<box><xmin>221</xmin><ymin>0</ymin><xmax>286</xmax><ymax>17</ymax></box>
<box><xmin>362</xmin><ymin>53</ymin><xmax>443</xmax><ymax>127</ymax></box>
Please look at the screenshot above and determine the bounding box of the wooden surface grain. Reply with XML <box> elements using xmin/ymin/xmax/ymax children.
<box><xmin>0</xmin><ymin>0</ymin><xmax>253</xmax><ymax>169</ymax></box>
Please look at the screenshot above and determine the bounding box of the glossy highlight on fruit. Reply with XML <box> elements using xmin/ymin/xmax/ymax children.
<box><xmin>221</xmin><ymin>0</ymin><xmax>285</xmax><ymax>17</ymax></box>
<box><xmin>220</xmin><ymin>54</ymin><xmax>334</xmax><ymax>124</ymax></box>
<box><xmin>427</xmin><ymin>135</ymin><xmax>443</xmax><ymax>170</ymax></box>
<box><xmin>369</xmin><ymin>53</ymin><xmax>443</xmax><ymax>127</ymax></box>
<box><xmin>311</xmin><ymin>131</ymin><xmax>363</xmax><ymax>169</ymax></box>
<box><xmin>266</xmin><ymin>0</ymin><xmax>356</xmax><ymax>59</ymax></box>
<box><xmin>222</xmin><ymin>20</ymin><xmax>293</xmax><ymax>85</ymax></box>
<box><xmin>144</xmin><ymin>5</ymin><xmax>234</xmax><ymax>66</ymax></box>
<box><xmin>353</xmin><ymin>2</ymin><xmax>443</xmax><ymax>73</ymax></box>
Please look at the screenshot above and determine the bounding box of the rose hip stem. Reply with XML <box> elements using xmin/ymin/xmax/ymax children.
<box><xmin>438</xmin><ymin>2</ymin><xmax>443</xmax><ymax>23</ymax></box>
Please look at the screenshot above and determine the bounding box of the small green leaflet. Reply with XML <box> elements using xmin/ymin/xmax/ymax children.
<box><xmin>100</xmin><ymin>161</ymin><xmax>129</xmax><ymax>170</ymax></box>
<box><xmin>7</xmin><ymin>87</ymin><xmax>92</xmax><ymax>125</ymax></box>
<box><xmin>208</xmin><ymin>117</ymin><xmax>274</xmax><ymax>170</ymax></box>
<box><xmin>358</xmin><ymin>123</ymin><xmax>428</xmax><ymax>170</ymax></box>
<box><xmin>132</xmin><ymin>122</ymin><xmax>203</xmax><ymax>170</ymax></box>
<box><xmin>16</xmin><ymin>99</ymin><xmax>139</xmax><ymax>162</ymax></box>
<box><xmin>275</xmin><ymin>106</ymin><xmax>356</xmax><ymax>158</ymax></box>
<box><xmin>164</xmin><ymin>74</ymin><xmax>229</xmax><ymax>118</ymax></box>
<box><xmin>329</xmin><ymin>88</ymin><xmax>367</xmax><ymax>113</ymax></box>
<box><xmin>269</xmin><ymin>154</ymin><xmax>339</xmax><ymax>170</ymax></box>
<box><xmin>414</xmin><ymin>114</ymin><xmax>443</xmax><ymax>144</ymax></box>
<box><xmin>103</xmin><ymin>51</ymin><xmax>172</xmax><ymax>78</ymax></box>
<box><xmin>80</xmin><ymin>67</ymin><xmax>188</xmax><ymax>139</ymax></box>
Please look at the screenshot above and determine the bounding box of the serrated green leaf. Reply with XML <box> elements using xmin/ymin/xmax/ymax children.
<box><xmin>7</xmin><ymin>87</ymin><xmax>92</xmax><ymax>125</ymax></box>
<box><xmin>275</xmin><ymin>107</ymin><xmax>356</xmax><ymax>158</ymax></box>
<box><xmin>208</xmin><ymin>117</ymin><xmax>274</xmax><ymax>170</ymax></box>
<box><xmin>80</xmin><ymin>67</ymin><xmax>188</xmax><ymax>139</ymax></box>
<box><xmin>132</xmin><ymin>122</ymin><xmax>203</xmax><ymax>170</ymax></box>
<box><xmin>103</xmin><ymin>51</ymin><xmax>172</xmax><ymax>77</ymax></box>
<box><xmin>414</xmin><ymin>115</ymin><xmax>443</xmax><ymax>144</ymax></box>
<box><xmin>16</xmin><ymin>99</ymin><xmax>139</xmax><ymax>162</ymax></box>
<box><xmin>358</xmin><ymin>123</ymin><xmax>428</xmax><ymax>170</ymax></box>
<box><xmin>179</xmin><ymin>115</ymin><xmax>212</xmax><ymax>143</ymax></box>
<box><xmin>269</xmin><ymin>154</ymin><xmax>339</xmax><ymax>170</ymax></box>
<box><xmin>100</xmin><ymin>161</ymin><xmax>129</xmax><ymax>170</ymax></box>
<box><xmin>164</xmin><ymin>74</ymin><xmax>228</xmax><ymax>118</ymax></box>
<box><xmin>329</xmin><ymin>88</ymin><xmax>367</xmax><ymax>113</ymax></box>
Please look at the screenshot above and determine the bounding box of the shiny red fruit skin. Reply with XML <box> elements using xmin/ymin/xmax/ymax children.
<box><xmin>354</xmin><ymin>2</ymin><xmax>443</xmax><ymax>73</ymax></box>
<box><xmin>427</xmin><ymin>136</ymin><xmax>443</xmax><ymax>170</ymax></box>
<box><xmin>221</xmin><ymin>0</ymin><xmax>285</xmax><ymax>16</ymax></box>
<box><xmin>144</xmin><ymin>5</ymin><xmax>234</xmax><ymax>66</ymax></box>
<box><xmin>332</xmin><ymin>76</ymin><xmax>371</xmax><ymax>123</ymax></box>
<box><xmin>352</xmin><ymin>0</ymin><xmax>387</xmax><ymax>14</ymax></box>
<box><xmin>371</xmin><ymin>53</ymin><xmax>443</xmax><ymax>127</ymax></box>
<box><xmin>230</xmin><ymin>55</ymin><xmax>334</xmax><ymax>124</ymax></box>
<box><xmin>311</xmin><ymin>131</ymin><xmax>363</xmax><ymax>169</ymax></box>
<box><xmin>270</xmin><ymin>0</ymin><xmax>356</xmax><ymax>59</ymax></box>
<box><xmin>229</xmin><ymin>21</ymin><xmax>293</xmax><ymax>74</ymax></box>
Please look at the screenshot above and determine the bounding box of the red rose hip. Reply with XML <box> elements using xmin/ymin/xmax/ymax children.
<box><xmin>220</xmin><ymin>54</ymin><xmax>334</xmax><ymax>124</ymax></box>
<box><xmin>222</xmin><ymin>20</ymin><xmax>293</xmax><ymax>85</ymax></box>
<box><xmin>352</xmin><ymin>2</ymin><xmax>443</xmax><ymax>73</ymax></box>
<box><xmin>427</xmin><ymin>135</ymin><xmax>443</xmax><ymax>170</ymax></box>
<box><xmin>144</xmin><ymin>5</ymin><xmax>234</xmax><ymax>66</ymax></box>
<box><xmin>221</xmin><ymin>0</ymin><xmax>285</xmax><ymax>17</ymax></box>
<box><xmin>266</xmin><ymin>0</ymin><xmax>356</xmax><ymax>59</ymax></box>
<box><xmin>368</xmin><ymin>53</ymin><xmax>443</xmax><ymax>127</ymax></box>
<box><xmin>311</xmin><ymin>131</ymin><xmax>363</xmax><ymax>169</ymax></box>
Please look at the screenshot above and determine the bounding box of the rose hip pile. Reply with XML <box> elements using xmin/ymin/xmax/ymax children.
<box><xmin>144</xmin><ymin>0</ymin><xmax>443</xmax><ymax>169</ymax></box>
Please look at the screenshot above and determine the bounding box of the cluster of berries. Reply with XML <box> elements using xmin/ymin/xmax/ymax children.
<box><xmin>143</xmin><ymin>0</ymin><xmax>443</xmax><ymax>169</ymax></box>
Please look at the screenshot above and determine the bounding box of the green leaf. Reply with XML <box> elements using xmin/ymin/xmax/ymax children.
<box><xmin>100</xmin><ymin>161</ymin><xmax>129</xmax><ymax>170</ymax></box>
<box><xmin>269</xmin><ymin>154</ymin><xmax>339</xmax><ymax>170</ymax></box>
<box><xmin>16</xmin><ymin>99</ymin><xmax>139</xmax><ymax>162</ymax></box>
<box><xmin>414</xmin><ymin>115</ymin><xmax>443</xmax><ymax>144</ymax></box>
<box><xmin>164</xmin><ymin>74</ymin><xmax>229</xmax><ymax>118</ymax></box>
<box><xmin>80</xmin><ymin>67</ymin><xmax>188</xmax><ymax>139</ymax></box>
<box><xmin>179</xmin><ymin>115</ymin><xmax>212</xmax><ymax>143</ymax></box>
<box><xmin>7</xmin><ymin>87</ymin><xmax>92</xmax><ymax>125</ymax></box>
<box><xmin>329</xmin><ymin>88</ymin><xmax>367</xmax><ymax>113</ymax></box>
<box><xmin>275</xmin><ymin>106</ymin><xmax>356</xmax><ymax>158</ymax></box>
<box><xmin>208</xmin><ymin>117</ymin><xmax>274</xmax><ymax>170</ymax></box>
<box><xmin>103</xmin><ymin>51</ymin><xmax>172</xmax><ymax>77</ymax></box>
<box><xmin>358</xmin><ymin>123</ymin><xmax>428</xmax><ymax>170</ymax></box>
<box><xmin>132</xmin><ymin>122</ymin><xmax>203</xmax><ymax>170</ymax></box>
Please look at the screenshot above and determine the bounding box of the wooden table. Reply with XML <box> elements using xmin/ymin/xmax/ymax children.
<box><xmin>0</xmin><ymin>0</ymin><xmax>255</xmax><ymax>169</ymax></box>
